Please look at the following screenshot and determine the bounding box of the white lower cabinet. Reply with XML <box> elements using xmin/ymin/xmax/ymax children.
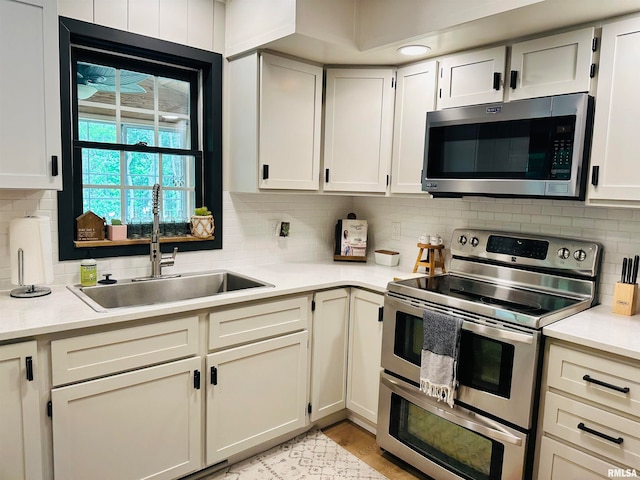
<box><xmin>0</xmin><ymin>341</ymin><xmax>43</xmax><ymax>480</ymax></box>
<box><xmin>538</xmin><ymin>436</ymin><xmax>620</xmax><ymax>479</ymax></box>
<box><xmin>309</xmin><ymin>288</ymin><xmax>350</xmax><ymax>421</ymax></box>
<box><xmin>206</xmin><ymin>330</ymin><xmax>309</xmax><ymax>465</ymax></box>
<box><xmin>309</xmin><ymin>288</ymin><xmax>385</xmax><ymax>426</ymax></box>
<box><xmin>51</xmin><ymin>356</ymin><xmax>203</xmax><ymax>480</ymax></box>
<box><xmin>346</xmin><ymin>289</ymin><xmax>384</xmax><ymax>424</ymax></box>
<box><xmin>537</xmin><ymin>340</ymin><xmax>640</xmax><ymax>478</ymax></box>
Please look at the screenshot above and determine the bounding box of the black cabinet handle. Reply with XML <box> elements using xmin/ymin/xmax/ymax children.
<box><xmin>262</xmin><ymin>164</ymin><xmax>269</xmax><ymax>180</ymax></box>
<box><xmin>194</xmin><ymin>370</ymin><xmax>201</xmax><ymax>390</ymax></box>
<box><xmin>52</xmin><ymin>156</ymin><xmax>59</xmax><ymax>177</ymax></box>
<box><xmin>509</xmin><ymin>70</ymin><xmax>518</xmax><ymax>89</ymax></box>
<box><xmin>591</xmin><ymin>166</ymin><xmax>599</xmax><ymax>186</ymax></box>
<box><xmin>325</xmin><ymin>168</ymin><xmax>330</xmax><ymax>183</ymax></box>
<box><xmin>583</xmin><ymin>374</ymin><xmax>629</xmax><ymax>394</ymax></box>
<box><xmin>378</xmin><ymin>306</ymin><xmax>384</xmax><ymax>322</ymax></box>
<box><xmin>26</xmin><ymin>356</ymin><xmax>34</xmax><ymax>381</ymax></box>
<box><xmin>577</xmin><ymin>422</ymin><xmax>623</xmax><ymax>445</ymax></box>
<box><xmin>493</xmin><ymin>72</ymin><xmax>501</xmax><ymax>91</ymax></box>
<box><xmin>211</xmin><ymin>366</ymin><xmax>218</xmax><ymax>385</ymax></box>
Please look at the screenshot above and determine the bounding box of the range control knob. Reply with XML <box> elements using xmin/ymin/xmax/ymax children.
<box><xmin>557</xmin><ymin>247</ymin><xmax>570</xmax><ymax>260</ymax></box>
<box><xmin>470</xmin><ymin>237</ymin><xmax>480</xmax><ymax>247</ymax></box>
<box><xmin>573</xmin><ymin>249</ymin><xmax>587</xmax><ymax>262</ymax></box>
<box><xmin>458</xmin><ymin>235</ymin><xmax>467</xmax><ymax>245</ymax></box>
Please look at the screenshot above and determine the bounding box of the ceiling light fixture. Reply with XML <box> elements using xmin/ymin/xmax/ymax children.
<box><xmin>398</xmin><ymin>45</ymin><xmax>431</xmax><ymax>56</ymax></box>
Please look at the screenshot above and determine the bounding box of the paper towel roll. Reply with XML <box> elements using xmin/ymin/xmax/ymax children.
<box><xmin>10</xmin><ymin>216</ymin><xmax>54</xmax><ymax>286</ymax></box>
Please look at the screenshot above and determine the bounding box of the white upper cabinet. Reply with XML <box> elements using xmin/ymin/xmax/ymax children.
<box><xmin>0</xmin><ymin>0</ymin><xmax>61</xmax><ymax>190</ymax></box>
<box><xmin>323</xmin><ymin>68</ymin><xmax>395</xmax><ymax>193</ymax></box>
<box><xmin>229</xmin><ymin>52</ymin><xmax>323</xmax><ymax>192</ymax></box>
<box><xmin>587</xmin><ymin>16</ymin><xmax>640</xmax><ymax>207</ymax></box>
<box><xmin>437</xmin><ymin>46</ymin><xmax>507</xmax><ymax>109</ymax></box>
<box><xmin>437</xmin><ymin>27</ymin><xmax>595</xmax><ymax>109</ymax></box>
<box><xmin>390</xmin><ymin>60</ymin><xmax>437</xmax><ymax>194</ymax></box>
<box><xmin>507</xmin><ymin>27</ymin><xmax>595</xmax><ymax>102</ymax></box>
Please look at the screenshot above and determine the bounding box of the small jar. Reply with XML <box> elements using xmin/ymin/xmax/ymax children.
<box><xmin>80</xmin><ymin>259</ymin><xmax>97</xmax><ymax>287</ymax></box>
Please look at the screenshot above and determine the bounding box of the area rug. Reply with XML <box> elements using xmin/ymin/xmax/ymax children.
<box><xmin>206</xmin><ymin>428</ymin><xmax>388</xmax><ymax>480</ymax></box>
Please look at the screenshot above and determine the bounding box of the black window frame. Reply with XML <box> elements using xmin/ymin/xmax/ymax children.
<box><xmin>58</xmin><ymin>17</ymin><xmax>222</xmax><ymax>261</ymax></box>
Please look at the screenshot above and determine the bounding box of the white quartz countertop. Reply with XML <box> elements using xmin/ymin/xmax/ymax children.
<box><xmin>0</xmin><ymin>261</ymin><xmax>420</xmax><ymax>342</ymax></box>
<box><xmin>3</xmin><ymin>260</ymin><xmax>639</xmax><ymax>361</ymax></box>
<box><xmin>543</xmin><ymin>304</ymin><xmax>640</xmax><ymax>360</ymax></box>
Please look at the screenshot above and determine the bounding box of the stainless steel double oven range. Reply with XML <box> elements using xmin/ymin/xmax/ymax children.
<box><xmin>377</xmin><ymin>229</ymin><xmax>602</xmax><ymax>480</ymax></box>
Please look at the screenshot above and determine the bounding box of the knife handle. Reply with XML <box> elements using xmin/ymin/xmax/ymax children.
<box><xmin>633</xmin><ymin>255</ymin><xmax>639</xmax><ymax>284</ymax></box>
<box><xmin>622</xmin><ymin>258</ymin><xmax>628</xmax><ymax>283</ymax></box>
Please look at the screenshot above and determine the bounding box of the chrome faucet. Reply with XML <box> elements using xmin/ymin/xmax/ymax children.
<box><xmin>133</xmin><ymin>184</ymin><xmax>179</xmax><ymax>281</ymax></box>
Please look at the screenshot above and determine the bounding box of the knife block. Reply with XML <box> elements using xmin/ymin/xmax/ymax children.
<box><xmin>612</xmin><ymin>282</ymin><xmax>637</xmax><ymax>316</ymax></box>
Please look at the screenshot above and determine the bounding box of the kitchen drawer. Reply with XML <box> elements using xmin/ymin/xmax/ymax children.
<box><xmin>546</xmin><ymin>342</ymin><xmax>640</xmax><ymax>418</ymax></box>
<box><xmin>208</xmin><ymin>295</ymin><xmax>310</xmax><ymax>350</ymax></box>
<box><xmin>51</xmin><ymin>316</ymin><xmax>199</xmax><ymax>386</ymax></box>
<box><xmin>538</xmin><ymin>436</ymin><xmax>624</xmax><ymax>479</ymax></box>
<box><xmin>543</xmin><ymin>391</ymin><xmax>640</xmax><ymax>468</ymax></box>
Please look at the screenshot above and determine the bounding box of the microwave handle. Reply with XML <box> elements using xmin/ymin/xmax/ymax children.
<box><xmin>381</xmin><ymin>374</ymin><xmax>523</xmax><ymax>446</ymax></box>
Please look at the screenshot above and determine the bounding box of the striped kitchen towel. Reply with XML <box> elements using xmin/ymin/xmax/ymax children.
<box><xmin>420</xmin><ymin>309</ymin><xmax>463</xmax><ymax>408</ymax></box>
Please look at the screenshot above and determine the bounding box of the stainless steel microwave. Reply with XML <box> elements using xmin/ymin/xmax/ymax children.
<box><xmin>422</xmin><ymin>93</ymin><xmax>594</xmax><ymax>199</ymax></box>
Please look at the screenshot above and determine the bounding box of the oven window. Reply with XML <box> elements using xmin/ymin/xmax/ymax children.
<box><xmin>458</xmin><ymin>333</ymin><xmax>514</xmax><ymax>398</ymax></box>
<box><xmin>393</xmin><ymin>312</ymin><xmax>515</xmax><ymax>398</ymax></box>
<box><xmin>389</xmin><ymin>393</ymin><xmax>503</xmax><ymax>480</ymax></box>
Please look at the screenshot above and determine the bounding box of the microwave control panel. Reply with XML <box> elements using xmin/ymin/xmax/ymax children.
<box><xmin>550</xmin><ymin>121</ymin><xmax>575</xmax><ymax>179</ymax></box>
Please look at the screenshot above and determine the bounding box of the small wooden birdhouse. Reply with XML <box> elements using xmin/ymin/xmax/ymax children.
<box><xmin>76</xmin><ymin>211</ymin><xmax>106</xmax><ymax>241</ymax></box>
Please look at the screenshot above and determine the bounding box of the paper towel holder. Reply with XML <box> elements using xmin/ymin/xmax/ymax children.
<box><xmin>10</xmin><ymin>248</ymin><xmax>51</xmax><ymax>298</ymax></box>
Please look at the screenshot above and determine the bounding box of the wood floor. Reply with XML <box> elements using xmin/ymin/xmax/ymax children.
<box><xmin>322</xmin><ymin>421</ymin><xmax>430</xmax><ymax>480</ymax></box>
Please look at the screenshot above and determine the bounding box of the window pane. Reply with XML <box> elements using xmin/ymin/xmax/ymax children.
<box><xmin>126</xmin><ymin>188</ymin><xmax>154</xmax><ymax>223</ymax></box>
<box><xmin>163</xmin><ymin>189</ymin><xmax>194</xmax><ymax>222</ymax></box>
<box><xmin>159</xmin><ymin>125</ymin><xmax>189</xmax><ymax>149</ymax></box>
<box><xmin>126</xmin><ymin>151</ymin><xmax>159</xmax><ymax>186</ymax></box>
<box><xmin>120</xmin><ymin>70</ymin><xmax>154</xmax><ymax>109</ymax></box>
<box><xmin>76</xmin><ymin>62</ymin><xmax>116</xmax><ymax>105</ymax></box>
<box><xmin>83</xmin><ymin>188</ymin><xmax>121</xmax><ymax>220</ymax></box>
<box><xmin>79</xmin><ymin>119</ymin><xmax>117</xmax><ymax>143</ymax></box>
<box><xmin>158</xmin><ymin>76</ymin><xmax>190</xmax><ymax>115</ymax></box>
<box><xmin>123</xmin><ymin>120</ymin><xmax>155</xmax><ymax>146</ymax></box>
<box><xmin>82</xmin><ymin>148</ymin><xmax>120</xmax><ymax>185</ymax></box>
<box><xmin>162</xmin><ymin>154</ymin><xmax>194</xmax><ymax>188</ymax></box>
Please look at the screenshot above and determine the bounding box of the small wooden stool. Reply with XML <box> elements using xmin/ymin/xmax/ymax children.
<box><xmin>413</xmin><ymin>243</ymin><xmax>446</xmax><ymax>276</ymax></box>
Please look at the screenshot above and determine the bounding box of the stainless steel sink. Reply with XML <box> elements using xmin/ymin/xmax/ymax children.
<box><xmin>68</xmin><ymin>270</ymin><xmax>274</xmax><ymax>312</ymax></box>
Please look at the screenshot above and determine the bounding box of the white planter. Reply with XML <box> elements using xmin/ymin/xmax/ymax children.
<box><xmin>190</xmin><ymin>215</ymin><xmax>214</xmax><ymax>239</ymax></box>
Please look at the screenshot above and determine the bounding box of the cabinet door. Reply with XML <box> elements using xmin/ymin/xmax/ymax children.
<box><xmin>347</xmin><ymin>289</ymin><xmax>384</xmax><ymax>424</ymax></box>
<box><xmin>310</xmin><ymin>288</ymin><xmax>349</xmax><ymax>421</ymax></box>
<box><xmin>437</xmin><ymin>46</ymin><xmax>506</xmax><ymax>109</ymax></box>
<box><xmin>537</xmin><ymin>436</ymin><xmax>619</xmax><ymax>479</ymax></box>
<box><xmin>52</xmin><ymin>357</ymin><xmax>202</xmax><ymax>480</ymax></box>
<box><xmin>0</xmin><ymin>0</ymin><xmax>61</xmax><ymax>189</ymax></box>
<box><xmin>508</xmin><ymin>27</ymin><xmax>594</xmax><ymax>102</ymax></box>
<box><xmin>206</xmin><ymin>331</ymin><xmax>308</xmax><ymax>465</ymax></box>
<box><xmin>323</xmin><ymin>68</ymin><xmax>395</xmax><ymax>192</ymax></box>
<box><xmin>391</xmin><ymin>60</ymin><xmax>437</xmax><ymax>194</ymax></box>
<box><xmin>0</xmin><ymin>341</ymin><xmax>43</xmax><ymax>480</ymax></box>
<box><xmin>587</xmin><ymin>17</ymin><xmax>640</xmax><ymax>206</ymax></box>
<box><xmin>259</xmin><ymin>53</ymin><xmax>322</xmax><ymax>190</ymax></box>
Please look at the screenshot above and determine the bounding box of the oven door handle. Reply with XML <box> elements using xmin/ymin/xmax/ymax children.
<box><xmin>381</xmin><ymin>374</ymin><xmax>523</xmax><ymax>446</ymax></box>
<box><xmin>462</xmin><ymin>320</ymin><xmax>533</xmax><ymax>345</ymax></box>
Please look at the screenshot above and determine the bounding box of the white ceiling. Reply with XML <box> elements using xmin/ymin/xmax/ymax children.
<box><xmin>260</xmin><ymin>0</ymin><xmax>640</xmax><ymax>65</ymax></box>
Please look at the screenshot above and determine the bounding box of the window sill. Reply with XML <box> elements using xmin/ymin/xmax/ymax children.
<box><xmin>74</xmin><ymin>235</ymin><xmax>214</xmax><ymax>248</ymax></box>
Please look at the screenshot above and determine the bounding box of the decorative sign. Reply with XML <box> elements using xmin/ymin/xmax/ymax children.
<box><xmin>76</xmin><ymin>211</ymin><xmax>106</xmax><ymax>241</ymax></box>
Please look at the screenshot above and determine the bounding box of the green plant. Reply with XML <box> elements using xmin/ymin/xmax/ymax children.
<box><xmin>111</xmin><ymin>218</ymin><xmax>122</xmax><ymax>225</ymax></box>
<box><xmin>194</xmin><ymin>206</ymin><xmax>212</xmax><ymax>216</ymax></box>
